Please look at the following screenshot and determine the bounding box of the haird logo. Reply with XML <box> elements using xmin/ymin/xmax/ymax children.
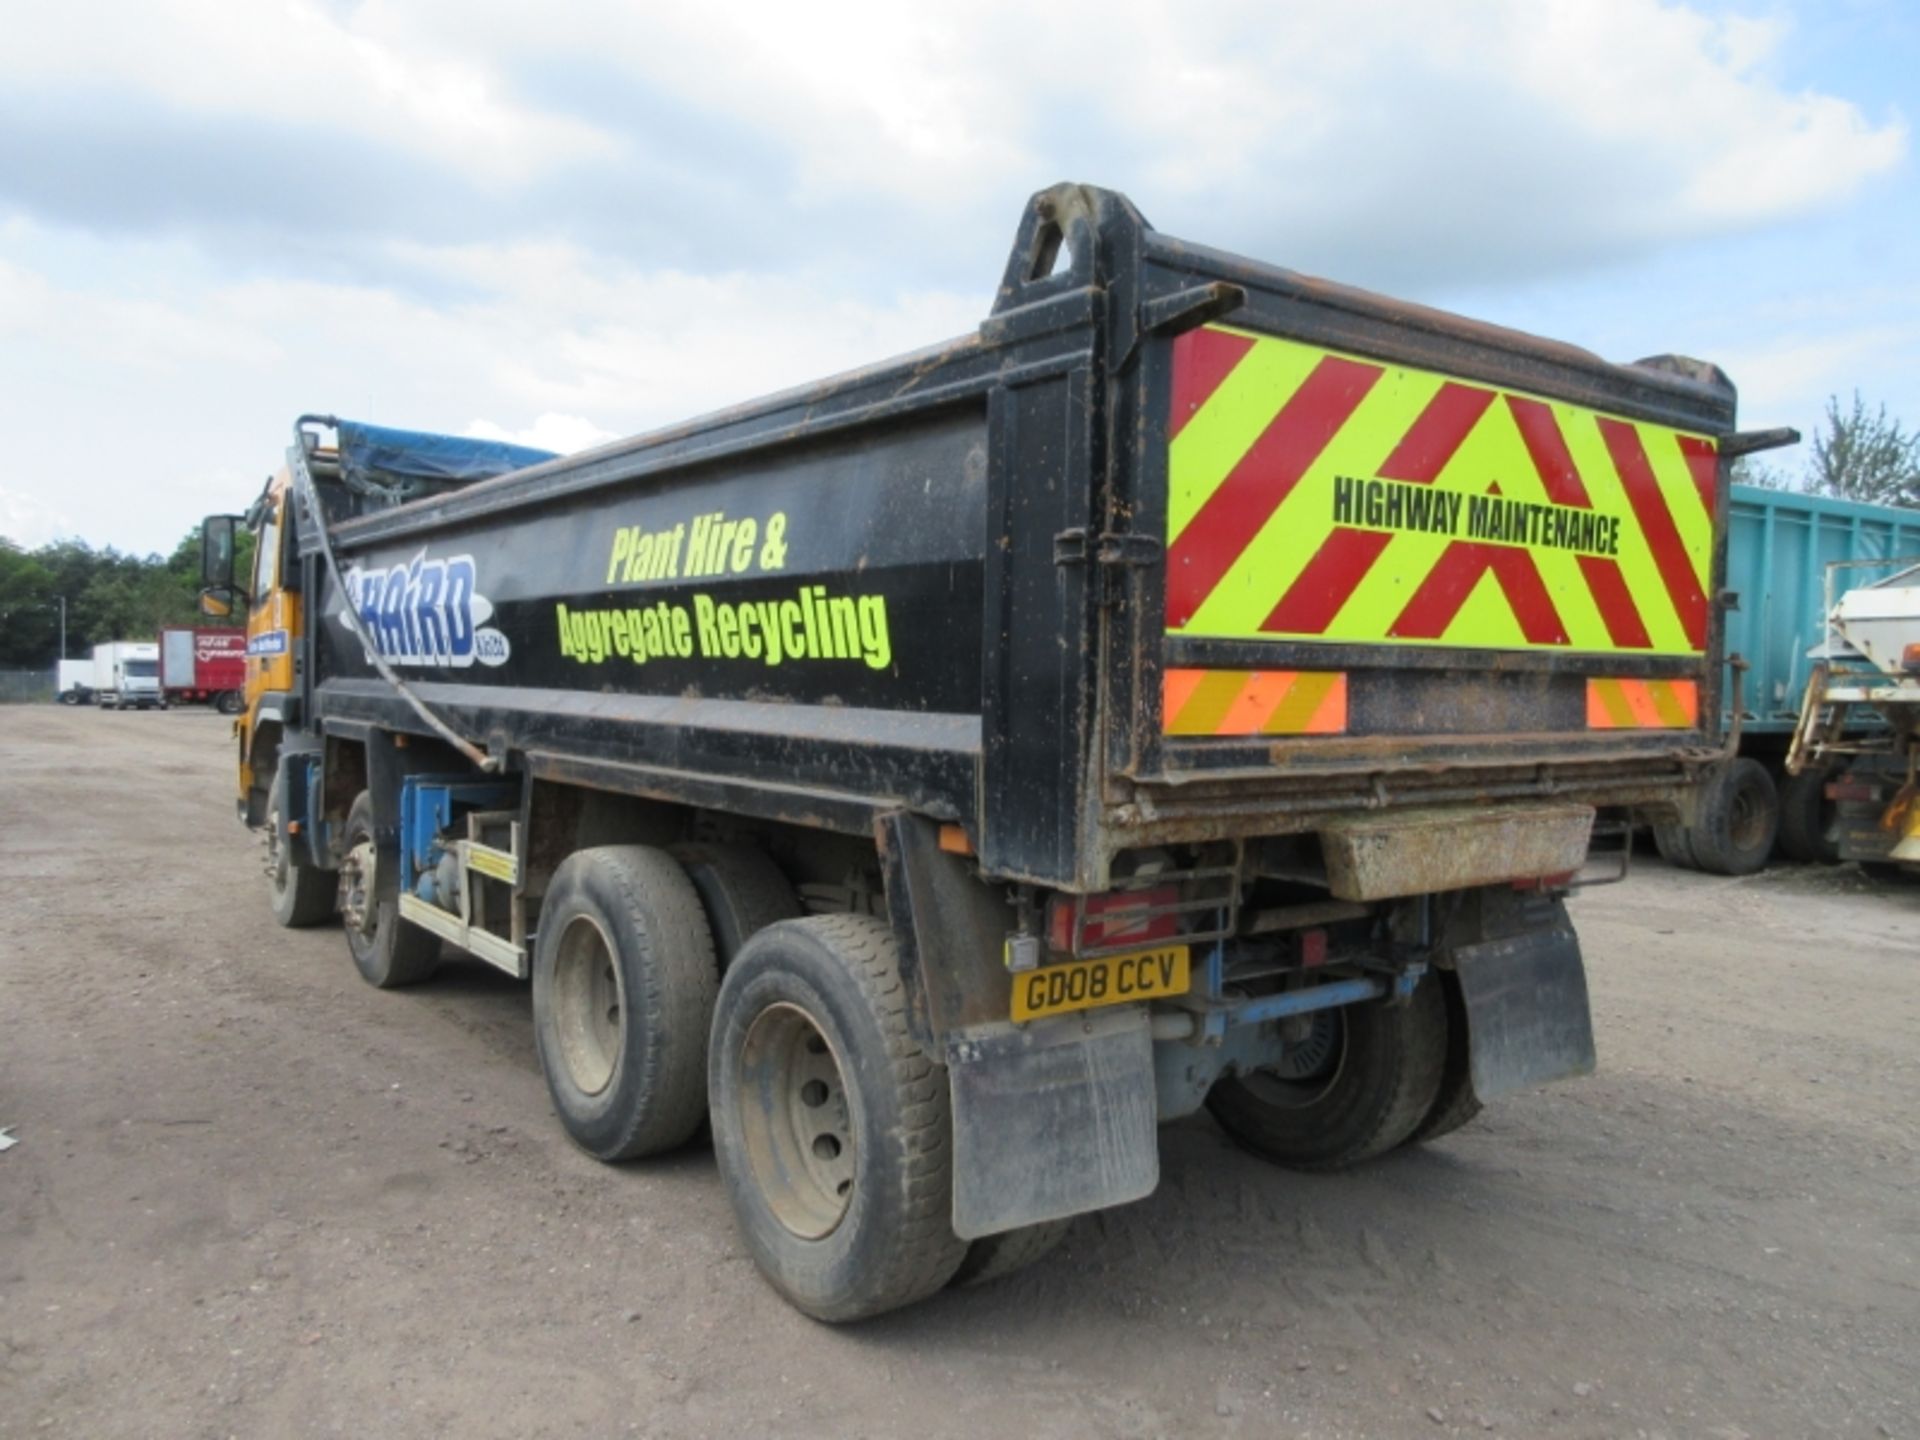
<box><xmin>340</xmin><ymin>551</ymin><xmax>510</xmax><ymax>668</ymax></box>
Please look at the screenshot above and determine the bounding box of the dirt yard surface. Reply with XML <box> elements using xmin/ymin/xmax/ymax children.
<box><xmin>2</xmin><ymin>706</ymin><xmax>1916</xmax><ymax>1439</ymax></box>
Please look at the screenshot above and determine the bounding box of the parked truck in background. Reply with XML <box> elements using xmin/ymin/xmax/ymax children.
<box><xmin>1651</xmin><ymin>484</ymin><xmax>1920</xmax><ymax>875</ymax></box>
<box><xmin>55</xmin><ymin>658</ymin><xmax>95</xmax><ymax>705</ymax></box>
<box><xmin>1786</xmin><ymin>558</ymin><xmax>1920</xmax><ymax>873</ymax></box>
<box><xmin>158</xmin><ymin>625</ymin><xmax>247</xmax><ymax>713</ymax></box>
<box><xmin>198</xmin><ymin>183</ymin><xmax>1791</xmax><ymax>1321</ymax></box>
<box><xmin>92</xmin><ymin>641</ymin><xmax>161</xmax><ymax>710</ymax></box>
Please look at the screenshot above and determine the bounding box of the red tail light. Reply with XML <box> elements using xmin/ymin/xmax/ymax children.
<box><xmin>1046</xmin><ymin>885</ymin><xmax>1180</xmax><ymax>954</ymax></box>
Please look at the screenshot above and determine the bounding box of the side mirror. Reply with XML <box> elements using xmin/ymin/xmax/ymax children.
<box><xmin>199</xmin><ymin>589</ymin><xmax>235</xmax><ymax>620</ymax></box>
<box><xmin>202</xmin><ymin>515</ymin><xmax>238</xmax><ymax>589</ymax></box>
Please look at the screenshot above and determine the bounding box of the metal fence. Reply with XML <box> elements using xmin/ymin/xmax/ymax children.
<box><xmin>0</xmin><ymin>669</ymin><xmax>55</xmax><ymax>704</ymax></box>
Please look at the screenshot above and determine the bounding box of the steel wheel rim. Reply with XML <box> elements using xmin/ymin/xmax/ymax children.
<box><xmin>1245</xmin><ymin>1008</ymin><xmax>1349</xmax><ymax>1107</ymax></box>
<box><xmin>339</xmin><ymin>839</ymin><xmax>377</xmax><ymax>942</ymax></box>
<box><xmin>552</xmin><ymin>914</ymin><xmax>623</xmax><ymax>1097</ymax></box>
<box><xmin>736</xmin><ymin>1002</ymin><xmax>855</xmax><ymax>1240</ymax></box>
<box><xmin>1730</xmin><ymin>780</ymin><xmax>1769</xmax><ymax>850</ymax></box>
<box><xmin>264</xmin><ymin>805</ymin><xmax>288</xmax><ymax>891</ymax></box>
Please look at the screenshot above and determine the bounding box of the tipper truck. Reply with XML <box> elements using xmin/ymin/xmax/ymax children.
<box><xmin>200</xmin><ymin>184</ymin><xmax>1790</xmax><ymax>1321</ymax></box>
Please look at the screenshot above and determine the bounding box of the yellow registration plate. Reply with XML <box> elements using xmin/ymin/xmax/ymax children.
<box><xmin>1011</xmin><ymin>944</ymin><xmax>1191</xmax><ymax>1022</ymax></box>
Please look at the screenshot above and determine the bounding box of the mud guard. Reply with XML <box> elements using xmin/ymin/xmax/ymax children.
<box><xmin>946</xmin><ymin>1006</ymin><xmax>1159</xmax><ymax>1240</ymax></box>
<box><xmin>1451</xmin><ymin>915</ymin><xmax>1596</xmax><ymax>1103</ymax></box>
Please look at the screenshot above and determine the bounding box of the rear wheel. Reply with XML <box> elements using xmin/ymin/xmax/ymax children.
<box><xmin>340</xmin><ymin>790</ymin><xmax>440</xmax><ymax>988</ymax></box>
<box><xmin>531</xmin><ymin>846</ymin><xmax>717</xmax><ymax>1160</ymax></box>
<box><xmin>671</xmin><ymin>843</ymin><xmax>801</xmax><ymax>970</ymax></box>
<box><xmin>950</xmin><ymin>1219</ymin><xmax>1072</xmax><ymax>1289</ymax></box>
<box><xmin>1207</xmin><ymin>978</ymin><xmax>1448</xmax><ymax>1171</ymax></box>
<box><xmin>216</xmin><ymin>690</ymin><xmax>244</xmax><ymax>716</ymax></box>
<box><xmin>1407</xmin><ymin>970</ymin><xmax>1481</xmax><ymax>1144</ymax></box>
<box><xmin>710</xmin><ymin>914</ymin><xmax>967</xmax><ymax>1321</ymax></box>
<box><xmin>1686</xmin><ymin>758</ymin><xmax>1779</xmax><ymax>876</ymax></box>
<box><xmin>1651</xmin><ymin>818</ymin><xmax>1696</xmax><ymax>869</ymax></box>
<box><xmin>266</xmin><ymin>775</ymin><xmax>335</xmax><ymax>928</ymax></box>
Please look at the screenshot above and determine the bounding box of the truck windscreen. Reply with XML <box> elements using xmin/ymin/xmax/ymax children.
<box><xmin>125</xmin><ymin>660</ymin><xmax>158</xmax><ymax>678</ymax></box>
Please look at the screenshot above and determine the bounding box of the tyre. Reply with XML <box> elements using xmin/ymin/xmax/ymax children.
<box><xmin>1651</xmin><ymin>818</ymin><xmax>1696</xmax><ymax>869</ymax></box>
<box><xmin>1407</xmin><ymin>969</ymin><xmax>1481</xmax><ymax>1144</ymax></box>
<box><xmin>266</xmin><ymin>775</ymin><xmax>335</xmax><ymax>928</ymax></box>
<box><xmin>1685</xmin><ymin>757</ymin><xmax>1778</xmax><ymax>877</ymax></box>
<box><xmin>339</xmin><ymin>790</ymin><xmax>440</xmax><ymax>989</ymax></box>
<box><xmin>949</xmin><ymin>1219</ymin><xmax>1072</xmax><ymax>1289</ymax></box>
<box><xmin>670</xmin><ymin>843</ymin><xmax>802</xmax><ymax>970</ymax></box>
<box><xmin>709</xmin><ymin>914</ymin><xmax>967</xmax><ymax>1321</ymax></box>
<box><xmin>1777</xmin><ymin>765</ymin><xmax>1840</xmax><ymax>865</ymax></box>
<box><xmin>1206</xmin><ymin>978</ymin><xmax>1448</xmax><ymax>1171</ymax></box>
<box><xmin>57</xmin><ymin>690</ymin><xmax>78</xmax><ymax>706</ymax></box>
<box><xmin>531</xmin><ymin>846</ymin><xmax>717</xmax><ymax>1161</ymax></box>
<box><xmin>216</xmin><ymin>690</ymin><xmax>244</xmax><ymax>716</ymax></box>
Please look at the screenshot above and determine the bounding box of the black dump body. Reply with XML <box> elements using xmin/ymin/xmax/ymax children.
<box><xmin>295</xmin><ymin>184</ymin><xmax>1737</xmax><ymax>891</ymax></box>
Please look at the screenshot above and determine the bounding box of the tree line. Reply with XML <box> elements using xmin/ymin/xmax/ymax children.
<box><xmin>0</xmin><ymin>527</ymin><xmax>255</xmax><ymax>670</ymax></box>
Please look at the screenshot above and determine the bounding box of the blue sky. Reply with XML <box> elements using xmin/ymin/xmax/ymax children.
<box><xmin>0</xmin><ymin>0</ymin><xmax>1912</xmax><ymax>554</ymax></box>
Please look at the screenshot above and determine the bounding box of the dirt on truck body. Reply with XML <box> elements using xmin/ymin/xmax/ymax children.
<box><xmin>200</xmin><ymin>181</ymin><xmax>1783</xmax><ymax>1321</ymax></box>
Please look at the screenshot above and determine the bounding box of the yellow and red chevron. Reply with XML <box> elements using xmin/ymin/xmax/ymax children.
<box><xmin>1164</xmin><ymin>668</ymin><xmax>1347</xmax><ymax>736</ymax></box>
<box><xmin>1167</xmin><ymin>326</ymin><xmax>1717</xmax><ymax>656</ymax></box>
<box><xmin>1585</xmin><ymin>677</ymin><xmax>1699</xmax><ymax>729</ymax></box>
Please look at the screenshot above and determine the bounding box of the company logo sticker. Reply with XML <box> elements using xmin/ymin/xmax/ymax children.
<box><xmin>197</xmin><ymin>634</ymin><xmax>249</xmax><ymax>662</ymax></box>
<box><xmin>248</xmin><ymin>630</ymin><xmax>289</xmax><ymax>656</ymax></box>
<box><xmin>340</xmin><ymin>551</ymin><xmax>510</xmax><ymax>668</ymax></box>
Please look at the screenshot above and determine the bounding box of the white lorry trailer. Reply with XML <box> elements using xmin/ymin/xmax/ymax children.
<box><xmin>92</xmin><ymin>642</ymin><xmax>162</xmax><ymax>710</ymax></box>
<box><xmin>55</xmin><ymin>659</ymin><xmax>95</xmax><ymax>705</ymax></box>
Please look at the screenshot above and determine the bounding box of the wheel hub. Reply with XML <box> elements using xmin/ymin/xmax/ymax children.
<box><xmin>339</xmin><ymin>840</ymin><xmax>377</xmax><ymax>938</ymax></box>
<box><xmin>262</xmin><ymin>812</ymin><xmax>284</xmax><ymax>884</ymax></box>
<box><xmin>551</xmin><ymin>915</ymin><xmax>624</xmax><ymax>1097</ymax></box>
<box><xmin>736</xmin><ymin>1002</ymin><xmax>855</xmax><ymax>1240</ymax></box>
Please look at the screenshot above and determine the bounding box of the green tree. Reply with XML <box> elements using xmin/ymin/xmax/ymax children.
<box><xmin>1807</xmin><ymin>392</ymin><xmax>1920</xmax><ymax>506</ymax></box>
<box><xmin>0</xmin><ymin>523</ymin><xmax>250</xmax><ymax>669</ymax></box>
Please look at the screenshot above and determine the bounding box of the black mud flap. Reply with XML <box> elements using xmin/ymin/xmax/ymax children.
<box><xmin>1452</xmin><ymin>919</ymin><xmax>1596</xmax><ymax>1104</ymax></box>
<box><xmin>946</xmin><ymin>1006</ymin><xmax>1159</xmax><ymax>1240</ymax></box>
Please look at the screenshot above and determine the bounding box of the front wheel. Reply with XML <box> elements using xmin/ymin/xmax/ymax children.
<box><xmin>1207</xmin><ymin>978</ymin><xmax>1448</xmax><ymax>1171</ymax></box>
<box><xmin>1777</xmin><ymin>765</ymin><xmax>1839</xmax><ymax>865</ymax></box>
<box><xmin>710</xmin><ymin>914</ymin><xmax>967</xmax><ymax>1321</ymax></box>
<box><xmin>266</xmin><ymin>776</ymin><xmax>335</xmax><ymax>928</ymax></box>
<box><xmin>216</xmin><ymin>690</ymin><xmax>244</xmax><ymax>716</ymax></box>
<box><xmin>340</xmin><ymin>791</ymin><xmax>440</xmax><ymax>988</ymax></box>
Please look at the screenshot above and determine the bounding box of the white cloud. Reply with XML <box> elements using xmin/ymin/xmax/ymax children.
<box><xmin>0</xmin><ymin>487</ymin><xmax>74</xmax><ymax>549</ymax></box>
<box><xmin>0</xmin><ymin>0</ymin><xmax>1910</xmax><ymax>550</ymax></box>
<box><xmin>464</xmin><ymin>413</ymin><xmax>618</xmax><ymax>455</ymax></box>
<box><xmin>0</xmin><ymin>0</ymin><xmax>614</xmax><ymax>185</ymax></box>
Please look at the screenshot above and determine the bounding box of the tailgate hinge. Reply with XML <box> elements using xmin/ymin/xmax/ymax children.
<box><xmin>1055</xmin><ymin>530</ymin><xmax>1163</xmax><ymax>601</ymax></box>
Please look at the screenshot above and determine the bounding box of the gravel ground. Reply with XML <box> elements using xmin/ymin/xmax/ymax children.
<box><xmin>2</xmin><ymin>705</ymin><xmax>1916</xmax><ymax>1439</ymax></box>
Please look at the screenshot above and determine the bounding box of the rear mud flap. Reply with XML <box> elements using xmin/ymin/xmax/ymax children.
<box><xmin>946</xmin><ymin>1006</ymin><xmax>1159</xmax><ymax>1241</ymax></box>
<box><xmin>1452</xmin><ymin>920</ymin><xmax>1596</xmax><ymax>1104</ymax></box>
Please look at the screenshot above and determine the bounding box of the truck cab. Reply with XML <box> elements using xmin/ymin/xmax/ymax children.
<box><xmin>93</xmin><ymin>642</ymin><xmax>161</xmax><ymax>710</ymax></box>
<box><xmin>202</xmin><ymin>472</ymin><xmax>302</xmax><ymax>824</ymax></box>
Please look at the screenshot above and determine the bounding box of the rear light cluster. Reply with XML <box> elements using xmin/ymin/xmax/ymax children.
<box><xmin>1046</xmin><ymin>885</ymin><xmax>1179</xmax><ymax>954</ymax></box>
